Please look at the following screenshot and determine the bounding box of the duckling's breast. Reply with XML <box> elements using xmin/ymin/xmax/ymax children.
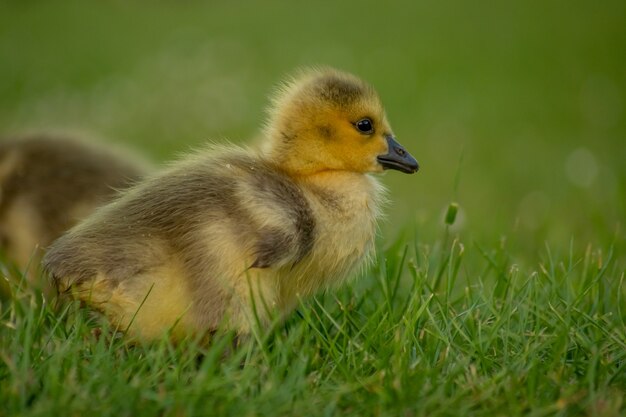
<box><xmin>277</xmin><ymin>173</ymin><xmax>385</xmax><ymax>306</ymax></box>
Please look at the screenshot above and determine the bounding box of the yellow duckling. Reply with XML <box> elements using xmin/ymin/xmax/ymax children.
<box><xmin>43</xmin><ymin>68</ymin><xmax>419</xmax><ymax>341</ymax></box>
<box><xmin>0</xmin><ymin>133</ymin><xmax>150</xmax><ymax>279</ymax></box>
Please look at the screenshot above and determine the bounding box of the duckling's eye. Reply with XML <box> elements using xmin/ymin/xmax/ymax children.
<box><xmin>355</xmin><ymin>118</ymin><xmax>374</xmax><ymax>134</ymax></box>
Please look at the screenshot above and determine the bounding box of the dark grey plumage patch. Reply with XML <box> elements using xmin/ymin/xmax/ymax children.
<box><xmin>317</xmin><ymin>124</ymin><xmax>334</xmax><ymax>139</ymax></box>
<box><xmin>249</xmin><ymin>163</ymin><xmax>316</xmax><ymax>267</ymax></box>
<box><xmin>314</xmin><ymin>75</ymin><xmax>366</xmax><ymax>107</ymax></box>
<box><xmin>251</xmin><ymin>227</ymin><xmax>294</xmax><ymax>269</ymax></box>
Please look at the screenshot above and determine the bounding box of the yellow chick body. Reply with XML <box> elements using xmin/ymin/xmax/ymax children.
<box><xmin>44</xmin><ymin>68</ymin><xmax>418</xmax><ymax>341</ymax></box>
<box><xmin>0</xmin><ymin>133</ymin><xmax>150</xmax><ymax>277</ymax></box>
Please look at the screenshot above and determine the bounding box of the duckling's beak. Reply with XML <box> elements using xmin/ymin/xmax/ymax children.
<box><xmin>377</xmin><ymin>135</ymin><xmax>419</xmax><ymax>174</ymax></box>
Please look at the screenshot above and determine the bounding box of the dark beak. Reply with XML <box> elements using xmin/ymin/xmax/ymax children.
<box><xmin>377</xmin><ymin>136</ymin><xmax>419</xmax><ymax>174</ymax></box>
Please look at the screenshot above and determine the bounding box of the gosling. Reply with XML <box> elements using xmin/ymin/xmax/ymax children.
<box><xmin>44</xmin><ymin>68</ymin><xmax>419</xmax><ymax>341</ymax></box>
<box><xmin>0</xmin><ymin>133</ymin><xmax>150</xmax><ymax>280</ymax></box>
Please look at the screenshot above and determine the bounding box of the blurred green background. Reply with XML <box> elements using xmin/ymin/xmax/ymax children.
<box><xmin>1</xmin><ymin>0</ymin><xmax>624</xmax><ymax>251</ymax></box>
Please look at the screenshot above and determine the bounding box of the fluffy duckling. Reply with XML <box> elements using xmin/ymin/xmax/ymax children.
<box><xmin>0</xmin><ymin>133</ymin><xmax>150</xmax><ymax>278</ymax></box>
<box><xmin>43</xmin><ymin>68</ymin><xmax>419</xmax><ymax>341</ymax></box>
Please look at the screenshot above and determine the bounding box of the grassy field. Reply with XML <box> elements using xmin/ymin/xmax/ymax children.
<box><xmin>1</xmin><ymin>235</ymin><xmax>624</xmax><ymax>416</ymax></box>
<box><xmin>1</xmin><ymin>0</ymin><xmax>625</xmax><ymax>415</ymax></box>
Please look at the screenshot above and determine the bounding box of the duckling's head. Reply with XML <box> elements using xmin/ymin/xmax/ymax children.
<box><xmin>263</xmin><ymin>68</ymin><xmax>418</xmax><ymax>176</ymax></box>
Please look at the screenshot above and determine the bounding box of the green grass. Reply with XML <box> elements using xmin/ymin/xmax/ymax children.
<box><xmin>1</xmin><ymin>231</ymin><xmax>624</xmax><ymax>416</ymax></box>
<box><xmin>1</xmin><ymin>0</ymin><xmax>625</xmax><ymax>415</ymax></box>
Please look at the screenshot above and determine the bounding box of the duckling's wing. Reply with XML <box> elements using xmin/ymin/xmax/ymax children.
<box><xmin>236</xmin><ymin>163</ymin><xmax>316</xmax><ymax>270</ymax></box>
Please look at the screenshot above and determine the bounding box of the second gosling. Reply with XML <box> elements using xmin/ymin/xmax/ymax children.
<box><xmin>44</xmin><ymin>68</ymin><xmax>419</xmax><ymax>341</ymax></box>
<box><xmin>0</xmin><ymin>133</ymin><xmax>150</xmax><ymax>275</ymax></box>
